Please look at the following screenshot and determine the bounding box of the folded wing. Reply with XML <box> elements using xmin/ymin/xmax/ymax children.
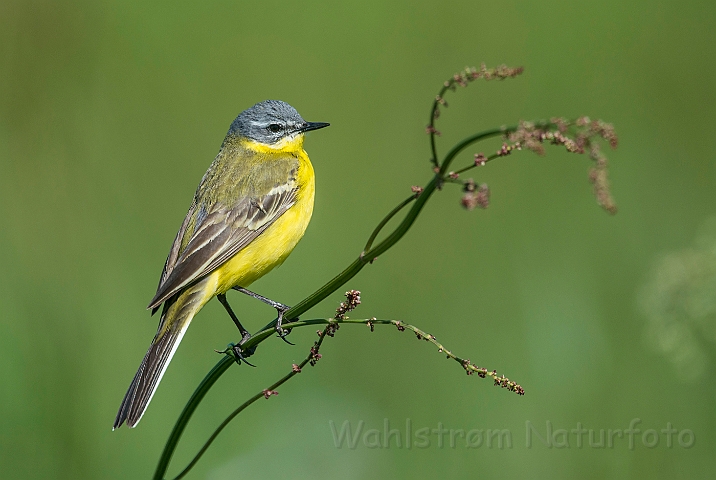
<box><xmin>148</xmin><ymin>184</ymin><xmax>297</xmax><ymax>310</ymax></box>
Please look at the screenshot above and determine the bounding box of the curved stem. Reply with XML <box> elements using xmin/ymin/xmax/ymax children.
<box><xmin>171</xmin><ymin>316</ymin><xmax>524</xmax><ymax>478</ymax></box>
<box><xmin>171</xmin><ymin>391</ymin><xmax>262</xmax><ymax>480</ymax></box>
<box><xmin>363</xmin><ymin>194</ymin><xmax>417</xmax><ymax>253</ymax></box>
<box><xmin>429</xmin><ymin>83</ymin><xmax>452</xmax><ymax>166</ymax></box>
<box><xmin>152</xmin><ymin>359</ymin><xmax>233</xmax><ymax>480</ymax></box>
<box><xmin>171</xmin><ymin>319</ymin><xmax>333</xmax><ymax>480</ymax></box>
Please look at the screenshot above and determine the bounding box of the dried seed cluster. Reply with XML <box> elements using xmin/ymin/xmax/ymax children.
<box><xmin>335</xmin><ymin>290</ymin><xmax>361</xmax><ymax>320</ymax></box>
<box><xmin>461</xmin><ymin>360</ymin><xmax>525</xmax><ymax>395</ymax></box>
<box><xmin>507</xmin><ymin>118</ymin><xmax>618</xmax><ymax>214</ymax></box>
<box><xmin>427</xmin><ymin>64</ymin><xmax>524</xmax><ymax>167</ymax></box>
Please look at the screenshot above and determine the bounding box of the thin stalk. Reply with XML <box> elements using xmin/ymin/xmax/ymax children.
<box><xmin>152</xmin><ymin>359</ymin><xmax>233</xmax><ymax>480</ymax></box>
<box><xmin>171</xmin><ymin>320</ymin><xmax>334</xmax><ymax>480</ymax></box>
<box><xmin>428</xmin><ymin>83</ymin><xmax>453</xmax><ymax>166</ymax></box>
<box><xmin>363</xmin><ymin>194</ymin><xmax>417</xmax><ymax>253</ymax></box>
<box><xmin>171</xmin><ymin>317</ymin><xmax>524</xmax><ymax>478</ymax></box>
<box><xmin>451</xmin><ymin>152</ymin><xmax>499</xmax><ymax>176</ymax></box>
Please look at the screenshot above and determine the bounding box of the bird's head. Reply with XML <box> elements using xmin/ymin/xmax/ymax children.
<box><xmin>230</xmin><ymin>100</ymin><xmax>329</xmax><ymax>153</ymax></box>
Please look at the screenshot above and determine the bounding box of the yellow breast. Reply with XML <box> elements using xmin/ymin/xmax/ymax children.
<box><xmin>210</xmin><ymin>148</ymin><xmax>315</xmax><ymax>294</ymax></box>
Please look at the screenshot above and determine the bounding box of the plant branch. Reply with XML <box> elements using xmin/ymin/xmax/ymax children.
<box><xmin>170</xmin><ymin>320</ymin><xmax>334</xmax><ymax>480</ymax></box>
<box><xmin>152</xmin><ymin>359</ymin><xmax>232</xmax><ymax>480</ymax></box>
<box><xmin>362</xmin><ymin>194</ymin><xmax>417</xmax><ymax>254</ymax></box>
<box><xmin>169</xmin><ymin>314</ymin><xmax>523</xmax><ymax>479</ymax></box>
<box><xmin>427</xmin><ymin>64</ymin><xmax>525</xmax><ymax>167</ymax></box>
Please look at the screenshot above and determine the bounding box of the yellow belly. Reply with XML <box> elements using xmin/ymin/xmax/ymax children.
<box><xmin>210</xmin><ymin>162</ymin><xmax>315</xmax><ymax>294</ymax></box>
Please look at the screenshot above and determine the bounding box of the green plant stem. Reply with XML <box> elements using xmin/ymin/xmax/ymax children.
<box><xmin>152</xmin><ymin>359</ymin><xmax>233</xmax><ymax>480</ymax></box>
<box><xmin>429</xmin><ymin>83</ymin><xmax>453</xmax><ymax>166</ymax></box>
<box><xmin>363</xmin><ymin>194</ymin><xmax>417</xmax><ymax>253</ymax></box>
<box><xmin>153</xmin><ymin>125</ymin><xmax>516</xmax><ymax>480</ymax></box>
<box><xmin>171</xmin><ymin>320</ymin><xmax>334</xmax><ymax>480</ymax></box>
<box><xmin>452</xmin><ymin>153</ymin><xmax>499</xmax><ymax>176</ymax></box>
<box><xmin>170</xmin><ymin>317</ymin><xmax>524</xmax><ymax>479</ymax></box>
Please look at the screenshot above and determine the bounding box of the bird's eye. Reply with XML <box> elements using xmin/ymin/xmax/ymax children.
<box><xmin>267</xmin><ymin>124</ymin><xmax>282</xmax><ymax>133</ymax></box>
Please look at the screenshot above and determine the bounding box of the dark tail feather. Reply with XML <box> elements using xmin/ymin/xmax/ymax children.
<box><xmin>113</xmin><ymin>320</ymin><xmax>184</xmax><ymax>429</ymax></box>
<box><xmin>113</xmin><ymin>281</ymin><xmax>207</xmax><ymax>429</ymax></box>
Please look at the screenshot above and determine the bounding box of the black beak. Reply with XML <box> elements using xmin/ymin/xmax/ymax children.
<box><xmin>300</xmin><ymin>122</ymin><xmax>330</xmax><ymax>133</ymax></box>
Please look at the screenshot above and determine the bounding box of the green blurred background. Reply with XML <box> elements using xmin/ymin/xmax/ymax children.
<box><xmin>1</xmin><ymin>0</ymin><xmax>714</xmax><ymax>478</ymax></box>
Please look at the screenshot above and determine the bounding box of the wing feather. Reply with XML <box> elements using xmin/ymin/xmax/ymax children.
<box><xmin>147</xmin><ymin>185</ymin><xmax>297</xmax><ymax>310</ymax></box>
<box><xmin>150</xmin><ymin>207</ymin><xmax>196</xmax><ymax>315</ymax></box>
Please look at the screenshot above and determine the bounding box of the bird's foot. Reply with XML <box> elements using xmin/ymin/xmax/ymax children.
<box><xmin>217</xmin><ymin>332</ymin><xmax>257</xmax><ymax>366</ymax></box>
<box><xmin>235</xmin><ymin>331</ymin><xmax>257</xmax><ymax>366</ymax></box>
<box><xmin>231</xmin><ymin>344</ymin><xmax>257</xmax><ymax>367</ymax></box>
<box><xmin>275</xmin><ymin>306</ymin><xmax>295</xmax><ymax>345</ymax></box>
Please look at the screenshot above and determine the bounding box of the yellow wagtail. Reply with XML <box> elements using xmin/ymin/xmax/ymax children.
<box><xmin>113</xmin><ymin>100</ymin><xmax>329</xmax><ymax>429</ymax></box>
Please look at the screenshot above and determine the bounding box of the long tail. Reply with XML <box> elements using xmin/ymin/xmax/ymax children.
<box><xmin>113</xmin><ymin>278</ymin><xmax>212</xmax><ymax>429</ymax></box>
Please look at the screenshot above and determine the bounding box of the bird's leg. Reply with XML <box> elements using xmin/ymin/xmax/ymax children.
<box><xmin>217</xmin><ymin>293</ymin><xmax>251</xmax><ymax>340</ymax></box>
<box><xmin>232</xmin><ymin>286</ymin><xmax>294</xmax><ymax>345</ymax></box>
<box><xmin>217</xmin><ymin>293</ymin><xmax>256</xmax><ymax>365</ymax></box>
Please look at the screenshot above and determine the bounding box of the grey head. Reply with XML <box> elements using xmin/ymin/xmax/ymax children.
<box><xmin>230</xmin><ymin>100</ymin><xmax>329</xmax><ymax>144</ymax></box>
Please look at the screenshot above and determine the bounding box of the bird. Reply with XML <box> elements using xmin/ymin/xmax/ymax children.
<box><xmin>113</xmin><ymin>100</ymin><xmax>329</xmax><ymax>429</ymax></box>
